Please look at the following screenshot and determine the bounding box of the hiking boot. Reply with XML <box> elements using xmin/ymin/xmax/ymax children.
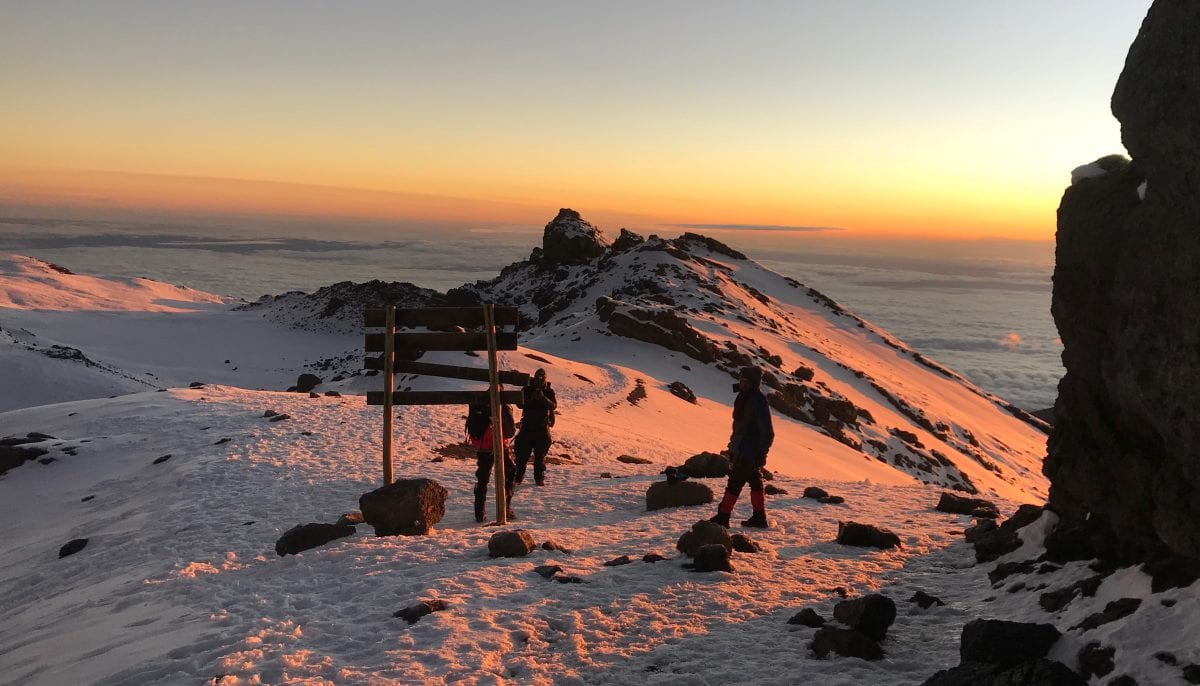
<box><xmin>535</xmin><ymin>477</ymin><xmax>545</xmax><ymax>487</ymax></box>
<box><xmin>708</xmin><ymin>511</ymin><xmax>731</xmax><ymax>527</ymax></box>
<box><xmin>506</xmin><ymin>508</ymin><xmax>516</xmax><ymax>521</ymax></box>
<box><xmin>475</xmin><ymin>513</ymin><xmax>485</xmax><ymax>523</ymax></box>
<box><xmin>741</xmin><ymin>511</ymin><xmax>769</xmax><ymax>528</ymax></box>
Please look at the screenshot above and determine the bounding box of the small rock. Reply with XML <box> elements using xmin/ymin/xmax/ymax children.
<box><xmin>59</xmin><ymin>538</ymin><xmax>89</xmax><ymax>558</ymax></box>
<box><xmin>324</xmin><ymin>391</ymin><xmax>342</xmax><ymax>397</ymax></box>
<box><xmin>836</xmin><ymin>521</ymin><xmax>901</xmax><ymax>550</ymax></box>
<box><xmin>959</xmin><ymin>619</ymin><xmax>1060</xmax><ymax>668</ymax></box>
<box><xmin>553</xmin><ymin>574</ymin><xmax>584</xmax><ymax>584</ymax></box>
<box><xmin>488</xmin><ymin>530</ymin><xmax>536</xmax><ymax>558</ymax></box>
<box><xmin>188</xmin><ymin>382</ymin><xmax>205</xmax><ymax>388</ymax></box>
<box><xmin>646</xmin><ymin>480</ymin><xmax>714</xmax><ymax>511</ymax></box>
<box><xmin>803</xmin><ymin>486</ymin><xmax>829</xmax><ymax>499</ymax></box>
<box><xmin>335</xmin><ymin>511</ymin><xmax>365</xmax><ymax>527</ymax></box>
<box><xmin>604</xmin><ymin>555</ymin><xmax>634</xmax><ymax>567</ymax></box>
<box><xmin>275</xmin><ymin>523</ymin><xmax>355</xmax><ymax>556</ymax></box>
<box><xmin>152</xmin><ymin>454</ymin><xmax>172</xmax><ymax>464</ymax></box>
<box><xmin>393</xmin><ymin>599</ymin><xmax>447</xmax><ymax>624</ymax></box>
<box><xmin>810</xmin><ymin>627</ymin><xmax>882</xmax><ymax>661</ymax></box>
<box><xmin>268</xmin><ymin>414</ymin><xmax>291</xmax><ymax>422</ymax></box>
<box><xmin>533</xmin><ymin>564</ymin><xmax>563</xmax><ymax>579</ymax></box>
<box><xmin>1071</xmin><ymin>598</ymin><xmax>1142</xmax><ymax>632</ymax></box>
<box><xmin>936</xmin><ymin>492</ymin><xmax>1000</xmax><ymax>518</ymax></box>
<box><xmin>599</xmin><ymin>472</ymin><xmax>613</xmax><ymax>478</ymax></box>
<box><xmin>643</xmin><ymin>553</ymin><xmax>667</xmax><ymax>563</ymax></box>
<box><xmin>730</xmin><ymin>533</ymin><xmax>761</xmax><ymax>553</ymax></box>
<box><xmin>214</xmin><ymin>438</ymin><xmax>231</xmax><ymax>445</ymax></box>
<box><xmin>676</xmin><ymin>520</ymin><xmax>733</xmax><ymax>557</ymax></box>
<box><xmin>80</xmin><ymin>495</ymin><xmax>94</xmax><ymax>502</ymax></box>
<box><xmin>908</xmin><ymin>590</ymin><xmax>945</xmax><ymax>609</ymax></box>
<box><xmin>263</xmin><ymin>410</ymin><xmax>278</xmax><ymax>417</ymax></box>
<box><xmin>787</xmin><ymin>608</ymin><xmax>825</xmax><ymax>627</ymax></box>
<box><xmin>308</xmin><ymin>391</ymin><xmax>321</xmax><ymax>398</ymax></box>
<box><xmin>833</xmin><ymin>594</ymin><xmax>896</xmax><ymax>641</ymax></box>
<box><xmin>686</xmin><ymin>543</ymin><xmax>733</xmax><ymax>573</ymax></box>
<box><xmin>295</xmin><ymin>373</ymin><xmax>322</xmax><ymax>393</ymax></box>
<box><xmin>819</xmin><ymin>495</ymin><xmax>845</xmax><ymax>505</ymax></box>
<box><xmin>764</xmin><ymin>484</ymin><xmax>788</xmax><ymax>496</ymax></box>
<box><xmin>617</xmin><ymin>454</ymin><xmax>653</xmax><ymax>465</ymax></box>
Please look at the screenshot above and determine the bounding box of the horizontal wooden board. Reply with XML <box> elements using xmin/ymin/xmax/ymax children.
<box><xmin>363</xmin><ymin>306</ymin><xmax>519</xmax><ymax>328</ymax></box>
<box><xmin>362</xmin><ymin>358</ymin><xmax>530</xmax><ymax>385</ymax></box>
<box><xmin>364</xmin><ymin>331</ymin><xmax>518</xmax><ymax>353</ymax></box>
<box><xmin>366</xmin><ymin>390</ymin><xmax>524</xmax><ymax>406</ymax></box>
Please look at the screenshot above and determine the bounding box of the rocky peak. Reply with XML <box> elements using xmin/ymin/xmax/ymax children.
<box><xmin>539</xmin><ymin>208</ymin><xmax>611</xmax><ymax>265</ymax></box>
<box><xmin>1049</xmin><ymin>0</ymin><xmax>1200</xmax><ymax>561</ymax></box>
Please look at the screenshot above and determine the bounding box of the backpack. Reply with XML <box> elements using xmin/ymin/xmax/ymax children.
<box><xmin>465</xmin><ymin>399</ymin><xmax>491</xmax><ymax>442</ymax></box>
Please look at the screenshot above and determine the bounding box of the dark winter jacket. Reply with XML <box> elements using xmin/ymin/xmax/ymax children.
<box><xmin>729</xmin><ymin>389</ymin><xmax>774</xmax><ymax>466</ymax></box>
<box><xmin>518</xmin><ymin>382</ymin><xmax>557</xmax><ymax>433</ymax></box>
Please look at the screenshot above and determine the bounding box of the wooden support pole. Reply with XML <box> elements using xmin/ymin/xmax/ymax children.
<box><xmin>382</xmin><ymin>304</ymin><xmax>395</xmax><ymax>486</ymax></box>
<box><xmin>484</xmin><ymin>304</ymin><xmax>507</xmax><ymax>525</ymax></box>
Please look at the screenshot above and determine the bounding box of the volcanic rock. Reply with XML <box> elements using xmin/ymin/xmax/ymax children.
<box><xmin>832</xmin><ymin>594</ymin><xmax>897</xmax><ymax>641</ymax></box>
<box><xmin>359</xmin><ymin>478</ymin><xmax>448</xmax><ymax>536</ymax></box>
<box><xmin>487</xmin><ymin>530</ymin><xmax>536</xmax><ymax>558</ymax></box>
<box><xmin>676</xmin><ymin>520</ymin><xmax>733</xmax><ymax>558</ymax></box>
<box><xmin>275</xmin><ymin>523</ymin><xmax>355</xmax><ymax>556</ymax></box>
<box><xmin>836</xmin><ymin>521</ymin><xmax>901</xmax><ymax>550</ymax></box>
<box><xmin>645</xmin><ymin>480</ymin><xmax>714</xmax><ymax>511</ymax></box>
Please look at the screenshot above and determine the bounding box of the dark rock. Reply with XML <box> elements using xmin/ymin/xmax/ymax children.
<box><xmin>810</xmin><ymin>627</ymin><xmax>882</xmax><ymax>661</ymax></box>
<box><xmin>1142</xmin><ymin>553</ymin><xmax>1200</xmax><ymax>592</ymax></box>
<box><xmin>263</xmin><ymin>410</ymin><xmax>277</xmax><ymax>417</ymax></box>
<box><xmin>268</xmin><ymin>414</ymin><xmax>290</xmax><ymax>422</ymax></box>
<box><xmin>1042</xmin><ymin>516</ymin><xmax>1124</xmax><ymax>564</ymax></box>
<box><xmin>936</xmin><ymin>492</ymin><xmax>1000</xmax><ymax>519</ymax></box>
<box><xmin>676</xmin><ymin>520</ymin><xmax>733</xmax><ymax>557</ymax></box>
<box><xmin>335</xmin><ymin>511</ymin><xmax>364</xmax><ymax>527</ymax></box>
<box><xmin>599</xmin><ymin>472</ymin><xmax>613</xmax><ymax>478</ymax></box>
<box><xmin>188</xmin><ymin>381</ymin><xmax>205</xmax><ymax>388</ymax></box>
<box><xmin>959</xmin><ymin>619</ymin><xmax>1060</xmax><ymax>668</ymax></box>
<box><xmin>918</xmin><ymin>662</ymin><xmax>996</xmax><ymax>686</ymax></box>
<box><xmin>324</xmin><ymin>390</ymin><xmax>342</xmax><ymax>397</ymax></box>
<box><xmin>553</xmin><ymin>574</ymin><xmax>584</xmax><ymax>584</ymax></box>
<box><xmin>152</xmin><ymin>454</ymin><xmax>171</xmax><ymax>464</ymax></box>
<box><xmin>645</xmin><ymin>480</ymin><xmax>714</xmax><ymax>511</ymax></box>
<box><xmin>730</xmin><ymin>533</ymin><xmax>761</xmax><ymax>553</ymax></box>
<box><xmin>1185</xmin><ymin>665</ymin><xmax>1200</xmax><ymax>684</ymax></box>
<box><xmin>970</xmin><ymin>505</ymin><xmax>1044</xmax><ymax>563</ymax></box>
<box><xmin>604</xmin><ymin>555</ymin><xmax>634</xmax><ymax>567</ymax></box>
<box><xmin>964</xmin><ymin>518</ymin><xmax>997</xmax><ymax>543</ymax></box>
<box><xmin>764</xmin><ymin>484</ymin><xmax>788</xmax><ymax>496</ymax></box>
<box><xmin>1038</xmin><ymin>575</ymin><xmax>1105</xmax><ymax>613</ymax></box>
<box><xmin>596</xmin><ymin>297</ymin><xmax>718</xmax><ymax>364</ymax></box>
<box><xmin>59</xmin><ymin>538</ymin><xmax>88</xmax><ymax>558</ymax></box>
<box><xmin>80</xmin><ymin>495</ymin><xmax>94</xmax><ymax>502</ymax></box>
<box><xmin>920</xmin><ymin>659</ymin><xmax>1085</xmax><ymax>686</ymax></box>
<box><xmin>533</xmin><ymin>564</ymin><xmax>563</xmax><ymax>579</ymax></box>
<box><xmin>643</xmin><ymin>553</ymin><xmax>667</xmax><ymax>563</ymax></box>
<box><xmin>686</xmin><ymin>543</ymin><xmax>733</xmax><ymax>573</ymax></box>
<box><xmin>760</xmin><ymin>468</ymin><xmax>773</xmax><ymax>480</ymax></box>
<box><xmin>819</xmin><ymin>495</ymin><xmax>845</xmax><ymax>505</ymax></box>
<box><xmin>1078</xmin><ymin>642</ymin><xmax>1115</xmax><ymax>679</ymax></box>
<box><xmin>1071</xmin><ymin>597</ymin><xmax>1142</xmax><ymax>632</ymax></box>
<box><xmin>213</xmin><ymin>437</ymin><xmax>232</xmax><ymax>444</ymax></box>
<box><xmin>832</xmin><ymin>594</ymin><xmax>897</xmax><ymax>641</ymax></box>
<box><xmin>308</xmin><ymin>391</ymin><xmax>320</xmax><ymax>398</ymax></box>
<box><xmin>487</xmin><ymin>529</ymin><xmax>536</xmax><ymax>558</ymax></box>
<box><xmin>609</xmin><ymin>227</ymin><xmax>645</xmax><ymax>253</ymax></box>
<box><xmin>787</xmin><ymin>608</ymin><xmax>825</xmax><ymax>628</ymax></box>
<box><xmin>1108</xmin><ymin>677</ymin><xmax>1138</xmax><ymax>686</ymax></box>
<box><xmin>836</xmin><ymin>521</ymin><xmax>901</xmax><ymax>550</ymax></box>
<box><xmin>680</xmin><ymin>451</ymin><xmax>730</xmax><ymax>478</ymax></box>
<box><xmin>803</xmin><ymin>486</ymin><xmax>829</xmax><ymax>499</ymax></box>
<box><xmin>295</xmin><ymin>374</ymin><xmax>322</xmax><ymax>393</ymax></box>
<box><xmin>540</xmin><ymin>209</ymin><xmax>610</xmax><ymax>265</ymax></box>
<box><xmin>541</xmin><ymin>540</ymin><xmax>571</xmax><ymax>553</ymax></box>
<box><xmin>359</xmin><ymin>478</ymin><xmax>448</xmax><ymax>536</ymax></box>
<box><xmin>1048</xmin><ymin>0</ymin><xmax>1200</xmax><ymax>562</ymax></box>
<box><xmin>393</xmin><ymin>599</ymin><xmax>447</xmax><ymax>624</ymax></box>
<box><xmin>274</xmin><ymin>523</ymin><xmax>355</xmax><ymax>556</ymax></box>
<box><xmin>909</xmin><ymin>591</ymin><xmax>945</xmax><ymax>609</ymax></box>
<box><xmin>0</xmin><ymin>443</ymin><xmax>49</xmax><ymax>476</ymax></box>
<box><xmin>1154</xmin><ymin>652</ymin><xmax>1178</xmax><ymax>666</ymax></box>
<box><xmin>666</xmin><ymin>381</ymin><xmax>697</xmax><ymax>403</ymax></box>
<box><xmin>617</xmin><ymin>454</ymin><xmax>653</xmax><ymax>465</ymax></box>
<box><xmin>989</xmin><ymin>560</ymin><xmax>1037</xmax><ymax>585</ymax></box>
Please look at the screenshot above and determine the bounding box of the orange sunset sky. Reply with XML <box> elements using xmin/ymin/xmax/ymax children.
<box><xmin>0</xmin><ymin>1</ymin><xmax>1152</xmax><ymax>240</ymax></box>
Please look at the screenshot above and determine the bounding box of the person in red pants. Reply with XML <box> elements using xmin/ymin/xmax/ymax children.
<box><xmin>710</xmin><ymin>366</ymin><xmax>775</xmax><ymax>528</ymax></box>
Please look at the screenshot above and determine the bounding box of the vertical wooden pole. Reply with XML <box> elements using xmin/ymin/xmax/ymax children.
<box><xmin>382</xmin><ymin>304</ymin><xmax>395</xmax><ymax>486</ymax></box>
<box><xmin>484</xmin><ymin>303</ymin><xmax>507</xmax><ymax>524</ymax></box>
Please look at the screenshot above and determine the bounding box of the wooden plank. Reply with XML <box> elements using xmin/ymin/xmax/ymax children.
<box><xmin>363</xmin><ymin>358</ymin><xmax>530</xmax><ymax>385</ymax></box>
<box><xmin>363</xmin><ymin>306</ymin><xmax>519</xmax><ymax>328</ymax></box>
<box><xmin>364</xmin><ymin>331</ymin><xmax>518</xmax><ymax>353</ymax></box>
<box><xmin>366</xmin><ymin>390</ymin><xmax>523</xmax><ymax>406</ymax></box>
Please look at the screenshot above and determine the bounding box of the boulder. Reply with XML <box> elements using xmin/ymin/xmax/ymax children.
<box><xmin>488</xmin><ymin>530</ymin><xmax>536</xmax><ymax>558</ymax></box>
<box><xmin>787</xmin><ymin>608</ymin><xmax>826</xmax><ymax>628</ymax></box>
<box><xmin>295</xmin><ymin>373</ymin><xmax>322</xmax><ymax>393</ymax></box>
<box><xmin>539</xmin><ymin>209</ymin><xmax>610</xmax><ymax>265</ymax></box>
<box><xmin>1048</xmin><ymin>0</ymin><xmax>1200</xmax><ymax>561</ymax></box>
<box><xmin>832</xmin><ymin>594</ymin><xmax>897</xmax><ymax>641</ymax></box>
<box><xmin>836</xmin><ymin>521</ymin><xmax>901</xmax><ymax>550</ymax></box>
<box><xmin>959</xmin><ymin>619</ymin><xmax>1061</xmax><ymax>668</ymax></box>
<box><xmin>680</xmin><ymin>451</ymin><xmax>730</xmax><ymax>478</ymax></box>
<box><xmin>687</xmin><ymin>543</ymin><xmax>733</xmax><ymax>573</ymax></box>
<box><xmin>393</xmin><ymin>599</ymin><xmax>447</xmax><ymax>624</ymax></box>
<box><xmin>803</xmin><ymin>486</ymin><xmax>829</xmax><ymax>499</ymax></box>
<box><xmin>275</xmin><ymin>523</ymin><xmax>355</xmax><ymax>556</ymax></box>
<box><xmin>646</xmin><ymin>480</ymin><xmax>714</xmax><ymax>511</ymax></box>
<box><xmin>359</xmin><ymin>478</ymin><xmax>448</xmax><ymax>536</ymax></box>
<box><xmin>810</xmin><ymin>627</ymin><xmax>882</xmax><ymax>661</ymax></box>
<box><xmin>936</xmin><ymin>492</ymin><xmax>1000</xmax><ymax>519</ymax></box>
<box><xmin>676</xmin><ymin>520</ymin><xmax>733</xmax><ymax>557</ymax></box>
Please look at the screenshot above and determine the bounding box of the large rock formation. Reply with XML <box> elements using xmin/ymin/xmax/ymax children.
<box><xmin>1048</xmin><ymin>0</ymin><xmax>1200</xmax><ymax>561</ymax></box>
<box><xmin>538</xmin><ymin>208</ymin><xmax>611</xmax><ymax>265</ymax></box>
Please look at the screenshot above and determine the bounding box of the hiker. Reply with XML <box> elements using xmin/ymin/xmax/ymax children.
<box><xmin>710</xmin><ymin>365</ymin><xmax>775</xmax><ymax>528</ymax></box>
<box><xmin>514</xmin><ymin>368</ymin><xmax>557</xmax><ymax>486</ymax></box>
<box><xmin>466</xmin><ymin>392</ymin><xmax>517</xmax><ymax>522</ymax></box>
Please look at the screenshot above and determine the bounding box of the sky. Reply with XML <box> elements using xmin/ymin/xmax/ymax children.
<box><xmin>0</xmin><ymin>1</ymin><xmax>1153</xmax><ymax>239</ymax></box>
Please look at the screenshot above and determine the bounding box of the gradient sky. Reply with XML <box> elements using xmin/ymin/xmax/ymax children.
<box><xmin>0</xmin><ymin>1</ymin><xmax>1153</xmax><ymax>239</ymax></box>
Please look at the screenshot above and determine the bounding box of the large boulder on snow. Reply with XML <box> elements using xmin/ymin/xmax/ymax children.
<box><xmin>488</xmin><ymin>529</ymin><xmax>536</xmax><ymax>558</ymax></box>
<box><xmin>539</xmin><ymin>208</ymin><xmax>610</xmax><ymax>265</ymax></box>
<box><xmin>646</xmin><ymin>480</ymin><xmax>714</xmax><ymax>511</ymax></box>
<box><xmin>359</xmin><ymin>478</ymin><xmax>448</xmax><ymax>536</ymax></box>
<box><xmin>836</xmin><ymin>521</ymin><xmax>901</xmax><ymax>550</ymax></box>
<box><xmin>1047</xmin><ymin>1</ymin><xmax>1200</xmax><ymax>561</ymax></box>
<box><xmin>679</xmin><ymin>451</ymin><xmax>731</xmax><ymax>478</ymax></box>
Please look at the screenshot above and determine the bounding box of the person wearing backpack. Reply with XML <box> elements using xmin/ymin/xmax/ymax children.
<box><xmin>515</xmin><ymin>368</ymin><xmax>557</xmax><ymax>487</ymax></box>
<box><xmin>709</xmin><ymin>365</ymin><xmax>775</xmax><ymax>528</ymax></box>
<box><xmin>465</xmin><ymin>392</ymin><xmax>517</xmax><ymax>523</ymax></box>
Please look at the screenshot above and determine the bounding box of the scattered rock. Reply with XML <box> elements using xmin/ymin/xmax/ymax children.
<box><xmin>599</xmin><ymin>472</ymin><xmax>613</xmax><ymax>478</ymax></box>
<box><xmin>335</xmin><ymin>511</ymin><xmax>364</xmax><ymax>527</ymax></box>
<box><xmin>324</xmin><ymin>390</ymin><xmax>342</xmax><ymax>397</ymax></box>
<box><xmin>59</xmin><ymin>538</ymin><xmax>88</xmax><ymax>558</ymax></box>
<box><xmin>685</xmin><ymin>543</ymin><xmax>733</xmax><ymax>573</ymax></box>
<box><xmin>1078</xmin><ymin>642</ymin><xmax>1115</xmax><ymax>679</ymax></box>
<box><xmin>308</xmin><ymin>391</ymin><xmax>321</xmax><ymax>398</ymax></box>
<box><xmin>959</xmin><ymin>619</ymin><xmax>1061</xmax><ymax>668</ymax></box>
<box><xmin>604</xmin><ymin>555</ymin><xmax>634</xmax><ymax>567</ymax></box>
<box><xmin>80</xmin><ymin>495</ymin><xmax>94</xmax><ymax>502</ymax></box>
<box><xmin>936</xmin><ymin>492</ymin><xmax>1000</xmax><ymax>518</ymax></box>
<box><xmin>810</xmin><ymin>627</ymin><xmax>882</xmax><ymax>661</ymax></box>
<box><xmin>667</xmin><ymin>381</ymin><xmax>697</xmax><ymax>403</ymax></box>
<box><xmin>969</xmin><ymin>504</ymin><xmax>1044</xmax><ymax>562</ymax></box>
<box><xmin>819</xmin><ymin>495</ymin><xmax>845</xmax><ymax>505</ymax></box>
<box><xmin>764</xmin><ymin>484</ymin><xmax>788</xmax><ymax>496</ymax></box>
<box><xmin>680</xmin><ymin>451</ymin><xmax>730</xmax><ymax>478</ymax></box>
<box><xmin>488</xmin><ymin>530</ymin><xmax>536</xmax><ymax>558</ymax></box>
<box><xmin>989</xmin><ymin>560</ymin><xmax>1037</xmax><ymax>585</ymax></box>
<box><xmin>646</xmin><ymin>480</ymin><xmax>714</xmax><ymax>511</ymax></box>
<box><xmin>833</xmin><ymin>594</ymin><xmax>896</xmax><ymax>641</ymax></box>
<box><xmin>787</xmin><ymin>608</ymin><xmax>825</xmax><ymax>628</ymax></box>
<box><xmin>152</xmin><ymin>454</ymin><xmax>172</xmax><ymax>464</ymax></box>
<box><xmin>730</xmin><ymin>533</ymin><xmax>761</xmax><ymax>553</ymax></box>
<box><xmin>553</xmin><ymin>574</ymin><xmax>584</xmax><ymax>584</ymax></box>
<box><xmin>274</xmin><ymin>523</ymin><xmax>355</xmax><ymax>556</ymax></box>
<box><xmin>541</xmin><ymin>540</ymin><xmax>571</xmax><ymax>553</ymax></box>
<box><xmin>295</xmin><ymin>373</ymin><xmax>322</xmax><ymax>393</ymax></box>
<box><xmin>617</xmin><ymin>454</ymin><xmax>653</xmax><ymax>465</ymax></box>
<box><xmin>676</xmin><ymin>520</ymin><xmax>733</xmax><ymax>557</ymax></box>
<box><xmin>836</xmin><ymin>521</ymin><xmax>901</xmax><ymax>550</ymax></box>
<box><xmin>643</xmin><ymin>553</ymin><xmax>667</xmax><ymax>563</ymax></box>
<box><xmin>214</xmin><ymin>437</ymin><xmax>232</xmax><ymax>445</ymax></box>
<box><xmin>263</xmin><ymin>410</ymin><xmax>278</xmax><ymax>418</ymax></box>
<box><xmin>359</xmin><ymin>478</ymin><xmax>448</xmax><ymax>536</ymax></box>
<box><xmin>533</xmin><ymin>564</ymin><xmax>563</xmax><ymax>579</ymax></box>
<box><xmin>803</xmin><ymin>486</ymin><xmax>829</xmax><ymax>499</ymax></box>
<box><xmin>188</xmin><ymin>381</ymin><xmax>205</xmax><ymax>388</ymax></box>
<box><xmin>909</xmin><ymin>591</ymin><xmax>945</xmax><ymax>609</ymax></box>
<box><xmin>268</xmin><ymin>414</ymin><xmax>291</xmax><ymax>423</ymax></box>
<box><xmin>1071</xmin><ymin>598</ymin><xmax>1142</xmax><ymax>632</ymax></box>
<box><xmin>393</xmin><ymin>599</ymin><xmax>447</xmax><ymax>624</ymax></box>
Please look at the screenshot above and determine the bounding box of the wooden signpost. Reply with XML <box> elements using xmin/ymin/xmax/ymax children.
<box><xmin>364</xmin><ymin>304</ymin><xmax>527</xmax><ymax>524</ymax></box>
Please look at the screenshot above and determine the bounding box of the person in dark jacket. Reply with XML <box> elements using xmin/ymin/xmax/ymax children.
<box><xmin>514</xmin><ymin>368</ymin><xmax>557</xmax><ymax>486</ymax></box>
<box><xmin>710</xmin><ymin>365</ymin><xmax>775</xmax><ymax>528</ymax></box>
<box><xmin>466</xmin><ymin>393</ymin><xmax>517</xmax><ymax>523</ymax></box>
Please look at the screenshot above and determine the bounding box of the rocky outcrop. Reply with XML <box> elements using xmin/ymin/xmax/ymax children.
<box><xmin>539</xmin><ymin>209</ymin><xmax>611</xmax><ymax>265</ymax></box>
<box><xmin>1048</xmin><ymin>0</ymin><xmax>1200</xmax><ymax>561</ymax></box>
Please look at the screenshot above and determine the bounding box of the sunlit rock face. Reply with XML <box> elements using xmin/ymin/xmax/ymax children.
<box><xmin>538</xmin><ymin>208</ymin><xmax>611</xmax><ymax>265</ymax></box>
<box><xmin>1048</xmin><ymin>0</ymin><xmax>1200</xmax><ymax>561</ymax></box>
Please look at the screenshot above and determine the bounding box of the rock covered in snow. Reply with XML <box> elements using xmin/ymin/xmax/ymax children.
<box><xmin>538</xmin><ymin>208</ymin><xmax>611</xmax><ymax>265</ymax></box>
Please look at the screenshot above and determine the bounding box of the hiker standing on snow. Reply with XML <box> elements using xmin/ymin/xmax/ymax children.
<box><xmin>514</xmin><ymin>368</ymin><xmax>557</xmax><ymax>487</ymax></box>
<box><xmin>710</xmin><ymin>365</ymin><xmax>774</xmax><ymax>528</ymax></box>
<box><xmin>466</xmin><ymin>392</ymin><xmax>517</xmax><ymax>523</ymax></box>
